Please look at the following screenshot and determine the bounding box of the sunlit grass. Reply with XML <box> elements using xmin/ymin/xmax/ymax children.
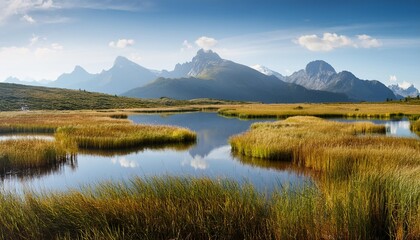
<box><xmin>0</xmin><ymin>139</ymin><xmax>76</xmax><ymax>175</ymax></box>
<box><xmin>0</xmin><ymin>177</ymin><xmax>273</xmax><ymax>239</ymax></box>
<box><xmin>219</xmin><ymin>103</ymin><xmax>420</xmax><ymax>119</ymax></box>
<box><xmin>230</xmin><ymin>116</ymin><xmax>420</xmax><ymax>238</ymax></box>
<box><xmin>55</xmin><ymin>124</ymin><xmax>196</xmax><ymax>149</ymax></box>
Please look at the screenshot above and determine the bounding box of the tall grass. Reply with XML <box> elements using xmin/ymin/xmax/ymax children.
<box><xmin>230</xmin><ymin>116</ymin><xmax>420</xmax><ymax>238</ymax></box>
<box><xmin>219</xmin><ymin>103</ymin><xmax>420</xmax><ymax>119</ymax></box>
<box><xmin>55</xmin><ymin>124</ymin><xmax>197</xmax><ymax>149</ymax></box>
<box><xmin>411</xmin><ymin>119</ymin><xmax>420</xmax><ymax>136</ymax></box>
<box><xmin>0</xmin><ymin>177</ymin><xmax>273</xmax><ymax>239</ymax></box>
<box><xmin>0</xmin><ymin>139</ymin><xmax>76</xmax><ymax>175</ymax></box>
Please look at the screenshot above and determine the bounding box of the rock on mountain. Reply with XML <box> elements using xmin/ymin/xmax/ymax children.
<box><xmin>123</xmin><ymin>50</ymin><xmax>349</xmax><ymax>103</ymax></box>
<box><xmin>251</xmin><ymin>64</ymin><xmax>286</xmax><ymax>81</ymax></box>
<box><xmin>286</xmin><ymin>60</ymin><xmax>396</xmax><ymax>102</ymax></box>
<box><xmin>388</xmin><ymin>83</ymin><xmax>419</xmax><ymax>98</ymax></box>
<box><xmin>50</xmin><ymin>56</ymin><xmax>158</xmax><ymax>95</ymax></box>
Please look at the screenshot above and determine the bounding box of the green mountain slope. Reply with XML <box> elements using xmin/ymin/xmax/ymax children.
<box><xmin>0</xmin><ymin>82</ymin><xmax>160</xmax><ymax>111</ymax></box>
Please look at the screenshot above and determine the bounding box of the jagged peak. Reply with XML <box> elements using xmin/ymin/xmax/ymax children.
<box><xmin>73</xmin><ymin>65</ymin><xmax>87</xmax><ymax>73</ymax></box>
<box><xmin>113</xmin><ymin>56</ymin><xmax>136</xmax><ymax>67</ymax></box>
<box><xmin>305</xmin><ymin>60</ymin><xmax>336</xmax><ymax>76</ymax></box>
<box><xmin>193</xmin><ymin>49</ymin><xmax>222</xmax><ymax>62</ymax></box>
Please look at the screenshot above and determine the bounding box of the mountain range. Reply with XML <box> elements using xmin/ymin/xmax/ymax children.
<box><xmin>388</xmin><ymin>84</ymin><xmax>419</xmax><ymax>98</ymax></box>
<box><xmin>124</xmin><ymin>49</ymin><xmax>348</xmax><ymax>103</ymax></box>
<box><xmin>2</xmin><ymin>49</ymin><xmax>406</xmax><ymax>103</ymax></box>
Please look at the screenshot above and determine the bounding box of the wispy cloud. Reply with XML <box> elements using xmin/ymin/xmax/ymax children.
<box><xmin>21</xmin><ymin>14</ymin><xmax>36</xmax><ymax>24</ymax></box>
<box><xmin>296</xmin><ymin>32</ymin><xmax>382</xmax><ymax>52</ymax></box>
<box><xmin>56</xmin><ymin>0</ymin><xmax>153</xmax><ymax>11</ymax></box>
<box><xmin>109</xmin><ymin>39</ymin><xmax>135</xmax><ymax>49</ymax></box>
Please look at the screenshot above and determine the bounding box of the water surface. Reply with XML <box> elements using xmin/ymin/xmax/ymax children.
<box><xmin>1</xmin><ymin>112</ymin><xmax>307</xmax><ymax>193</ymax></box>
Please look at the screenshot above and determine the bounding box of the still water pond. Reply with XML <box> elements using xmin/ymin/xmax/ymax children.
<box><xmin>1</xmin><ymin>113</ymin><xmax>306</xmax><ymax>193</ymax></box>
<box><xmin>1</xmin><ymin>113</ymin><xmax>418</xmax><ymax>193</ymax></box>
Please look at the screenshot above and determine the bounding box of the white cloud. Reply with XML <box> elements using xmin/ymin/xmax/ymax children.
<box><xmin>296</xmin><ymin>33</ymin><xmax>353</xmax><ymax>51</ymax></box>
<box><xmin>0</xmin><ymin>0</ymin><xmax>56</xmax><ymax>23</ymax></box>
<box><xmin>21</xmin><ymin>14</ymin><xmax>36</xmax><ymax>24</ymax></box>
<box><xmin>296</xmin><ymin>32</ymin><xmax>381</xmax><ymax>52</ymax></box>
<box><xmin>181</xmin><ymin>40</ymin><xmax>193</xmax><ymax>51</ymax></box>
<box><xmin>389</xmin><ymin>75</ymin><xmax>397</xmax><ymax>82</ymax></box>
<box><xmin>51</xmin><ymin>43</ymin><xmax>63</xmax><ymax>50</ymax></box>
<box><xmin>109</xmin><ymin>39</ymin><xmax>135</xmax><ymax>49</ymax></box>
<box><xmin>398</xmin><ymin>81</ymin><xmax>413</xmax><ymax>90</ymax></box>
<box><xmin>195</xmin><ymin>36</ymin><xmax>218</xmax><ymax>50</ymax></box>
<box><xmin>356</xmin><ymin>34</ymin><xmax>382</xmax><ymax>48</ymax></box>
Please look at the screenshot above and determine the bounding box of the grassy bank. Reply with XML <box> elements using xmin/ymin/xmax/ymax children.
<box><xmin>0</xmin><ymin>177</ymin><xmax>273</xmax><ymax>239</ymax></box>
<box><xmin>0</xmin><ymin>139</ymin><xmax>76</xmax><ymax>175</ymax></box>
<box><xmin>230</xmin><ymin>116</ymin><xmax>420</xmax><ymax>238</ymax></box>
<box><xmin>56</xmin><ymin>124</ymin><xmax>196</xmax><ymax>149</ymax></box>
<box><xmin>1</xmin><ymin>176</ymin><xmax>417</xmax><ymax>239</ymax></box>
<box><xmin>219</xmin><ymin>103</ymin><xmax>420</xmax><ymax>119</ymax></box>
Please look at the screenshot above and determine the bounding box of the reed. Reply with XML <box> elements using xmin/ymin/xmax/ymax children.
<box><xmin>55</xmin><ymin>124</ymin><xmax>197</xmax><ymax>149</ymax></box>
<box><xmin>0</xmin><ymin>139</ymin><xmax>76</xmax><ymax>175</ymax></box>
<box><xmin>219</xmin><ymin>103</ymin><xmax>420</xmax><ymax>119</ymax></box>
<box><xmin>0</xmin><ymin>177</ymin><xmax>273</xmax><ymax>239</ymax></box>
<box><xmin>230</xmin><ymin>116</ymin><xmax>420</xmax><ymax>238</ymax></box>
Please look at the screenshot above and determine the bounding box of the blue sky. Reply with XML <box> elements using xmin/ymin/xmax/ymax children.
<box><xmin>1</xmin><ymin>0</ymin><xmax>420</xmax><ymax>89</ymax></box>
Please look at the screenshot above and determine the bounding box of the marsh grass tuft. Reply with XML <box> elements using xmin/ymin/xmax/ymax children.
<box><xmin>230</xmin><ymin>116</ymin><xmax>420</xmax><ymax>238</ymax></box>
<box><xmin>0</xmin><ymin>177</ymin><xmax>274</xmax><ymax>240</ymax></box>
<box><xmin>55</xmin><ymin>124</ymin><xmax>196</xmax><ymax>149</ymax></box>
<box><xmin>0</xmin><ymin>139</ymin><xmax>76</xmax><ymax>175</ymax></box>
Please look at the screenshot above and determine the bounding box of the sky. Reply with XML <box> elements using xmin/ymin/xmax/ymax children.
<box><xmin>1</xmin><ymin>0</ymin><xmax>420</xmax><ymax>89</ymax></box>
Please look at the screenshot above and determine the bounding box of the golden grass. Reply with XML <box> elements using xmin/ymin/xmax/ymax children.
<box><xmin>0</xmin><ymin>111</ymin><xmax>130</xmax><ymax>133</ymax></box>
<box><xmin>0</xmin><ymin>139</ymin><xmax>76</xmax><ymax>174</ymax></box>
<box><xmin>55</xmin><ymin>124</ymin><xmax>196</xmax><ymax>149</ymax></box>
<box><xmin>0</xmin><ymin>177</ymin><xmax>273</xmax><ymax>239</ymax></box>
<box><xmin>230</xmin><ymin>116</ymin><xmax>420</xmax><ymax>238</ymax></box>
<box><xmin>219</xmin><ymin>103</ymin><xmax>420</xmax><ymax>119</ymax></box>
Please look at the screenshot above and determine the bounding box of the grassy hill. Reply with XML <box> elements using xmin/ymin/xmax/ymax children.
<box><xmin>0</xmin><ymin>83</ymin><xmax>238</xmax><ymax>111</ymax></box>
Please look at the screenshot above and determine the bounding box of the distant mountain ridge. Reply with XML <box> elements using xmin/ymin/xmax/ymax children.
<box><xmin>49</xmin><ymin>56</ymin><xmax>158</xmax><ymax>94</ymax></box>
<box><xmin>388</xmin><ymin>84</ymin><xmax>419</xmax><ymax>98</ymax></box>
<box><xmin>2</xmin><ymin>50</ymin><xmax>400</xmax><ymax>103</ymax></box>
<box><xmin>251</xmin><ymin>65</ymin><xmax>285</xmax><ymax>81</ymax></box>
<box><xmin>285</xmin><ymin>60</ymin><xmax>396</xmax><ymax>102</ymax></box>
<box><xmin>124</xmin><ymin>50</ymin><xmax>349</xmax><ymax>103</ymax></box>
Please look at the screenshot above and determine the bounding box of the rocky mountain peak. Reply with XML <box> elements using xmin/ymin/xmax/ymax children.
<box><xmin>305</xmin><ymin>60</ymin><xmax>336</xmax><ymax>76</ymax></box>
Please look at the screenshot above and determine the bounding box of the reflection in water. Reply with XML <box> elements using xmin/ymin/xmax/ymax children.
<box><xmin>112</xmin><ymin>157</ymin><xmax>139</xmax><ymax>168</ymax></box>
<box><xmin>0</xmin><ymin>134</ymin><xmax>54</xmax><ymax>141</ymax></box>
<box><xmin>4</xmin><ymin>113</ymin><xmax>415</xmax><ymax>194</ymax></box>
<box><xmin>79</xmin><ymin>142</ymin><xmax>196</xmax><ymax>157</ymax></box>
<box><xmin>0</xmin><ymin>158</ymin><xmax>77</xmax><ymax>181</ymax></box>
<box><xmin>332</xmin><ymin>118</ymin><xmax>419</xmax><ymax>139</ymax></box>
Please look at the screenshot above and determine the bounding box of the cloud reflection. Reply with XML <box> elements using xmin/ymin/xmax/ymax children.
<box><xmin>111</xmin><ymin>157</ymin><xmax>139</xmax><ymax>168</ymax></box>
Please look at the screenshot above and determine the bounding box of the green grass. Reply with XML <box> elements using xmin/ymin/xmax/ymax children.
<box><xmin>230</xmin><ymin>116</ymin><xmax>420</xmax><ymax>238</ymax></box>
<box><xmin>0</xmin><ymin>82</ymin><xmax>243</xmax><ymax>111</ymax></box>
<box><xmin>55</xmin><ymin>124</ymin><xmax>197</xmax><ymax>149</ymax></box>
<box><xmin>0</xmin><ymin>139</ymin><xmax>76</xmax><ymax>175</ymax></box>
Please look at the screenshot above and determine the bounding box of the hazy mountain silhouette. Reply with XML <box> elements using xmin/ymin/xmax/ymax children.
<box><xmin>286</xmin><ymin>60</ymin><xmax>396</xmax><ymax>102</ymax></box>
<box><xmin>50</xmin><ymin>57</ymin><xmax>158</xmax><ymax>94</ymax></box>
